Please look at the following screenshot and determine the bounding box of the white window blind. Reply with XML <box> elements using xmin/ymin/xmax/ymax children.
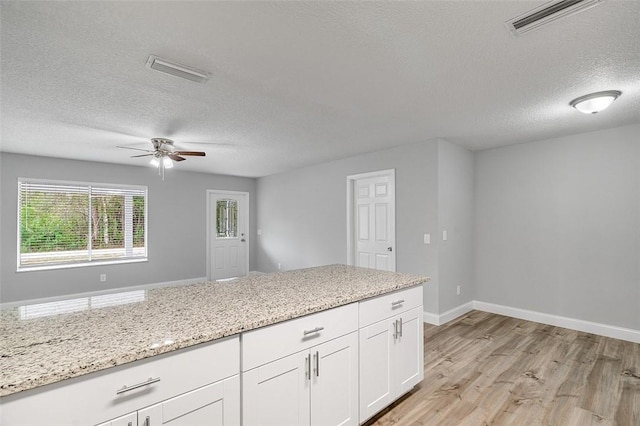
<box><xmin>18</xmin><ymin>179</ymin><xmax>147</xmax><ymax>271</ymax></box>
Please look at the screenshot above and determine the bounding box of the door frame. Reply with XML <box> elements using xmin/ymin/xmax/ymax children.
<box><xmin>346</xmin><ymin>169</ymin><xmax>396</xmax><ymax>271</ymax></box>
<box><xmin>206</xmin><ymin>189</ymin><xmax>250</xmax><ymax>281</ymax></box>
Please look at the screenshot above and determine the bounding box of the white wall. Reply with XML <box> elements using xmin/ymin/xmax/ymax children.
<box><xmin>0</xmin><ymin>153</ymin><xmax>257</xmax><ymax>303</ymax></box>
<box><xmin>438</xmin><ymin>140</ymin><xmax>475</xmax><ymax>313</ymax></box>
<box><xmin>256</xmin><ymin>140</ymin><xmax>440</xmax><ymax>313</ymax></box>
<box><xmin>474</xmin><ymin>124</ymin><xmax>640</xmax><ymax>330</ymax></box>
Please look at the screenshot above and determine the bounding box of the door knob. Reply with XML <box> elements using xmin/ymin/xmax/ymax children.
<box><xmin>387</xmin><ymin>247</ymin><xmax>393</xmax><ymax>252</ymax></box>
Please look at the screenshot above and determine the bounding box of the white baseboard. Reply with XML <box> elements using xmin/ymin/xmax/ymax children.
<box><xmin>422</xmin><ymin>311</ymin><xmax>440</xmax><ymax>325</ymax></box>
<box><xmin>474</xmin><ymin>301</ymin><xmax>640</xmax><ymax>344</ymax></box>
<box><xmin>0</xmin><ymin>277</ymin><xmax>207</xmax><ymax>309</ymax></box>
<box><xmin>424</xmin><ymin>300</ymin><xmax>640</xmax><ymax>344</ymax></box>
<box><xmin>423</xmin><ymin>301</ymin><xmax>474</xmax><ymax>326</ymax></box>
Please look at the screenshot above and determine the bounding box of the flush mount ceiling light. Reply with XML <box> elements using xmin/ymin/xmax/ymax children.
<box><xmin>569</xmin><ymin>90</ymin><xmax>622</xmax><ymax>114</ymax></box>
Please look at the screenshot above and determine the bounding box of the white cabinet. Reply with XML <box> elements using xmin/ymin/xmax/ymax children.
<box><xmin>2</xmin><ymin>336</ymin><xmax>240</xmax><ymax>426</ymax></box>
<box><xmin>97</xmin><ymin>413</ymin><xmax>137</xmax><ymax>426</ymax></box>
<box><xmin>242</xmin><ymin>303</ymin><xmax>359</xmax><ymax>426</ymax></box>
<box><xmin>136</xmin><ymin>376</ymin><xmax>240</xmax><ymax>426</ymax></box>
<box><xmin>243</xmin><ymin>332</ymin><xmax>358</xmax><ymax>426</ymax></box>
<box><xmin>358</xmin><ymin>286</ymin><xmax>424</xmax><ymax>423</ymax></box>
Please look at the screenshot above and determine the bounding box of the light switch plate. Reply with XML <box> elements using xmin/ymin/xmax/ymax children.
<box><xmin>423</xmin><ymin>233</ymin><xmax>430</xmax><ymax>244</ymax></box>
<box><xmin>443</xmin><ymin>230</ymin><xmax>448</xmax><ymax>241</ymax></box>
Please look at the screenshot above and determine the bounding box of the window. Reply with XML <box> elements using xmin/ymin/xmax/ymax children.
<box><xmin>216</xmin><ymin>199</ymin><xmax>238</xmax><ymax>238</ymax></box>
<box><xmin>18</xmin><ymin>178</ymin><xmax>147</xmax><ymax>271</ymax></box>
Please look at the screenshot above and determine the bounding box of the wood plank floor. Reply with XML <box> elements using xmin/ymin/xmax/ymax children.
<box><xmin>364</xmin><ymin>311</ymin><xmax>640</xmax><ymax>426</ymax></box>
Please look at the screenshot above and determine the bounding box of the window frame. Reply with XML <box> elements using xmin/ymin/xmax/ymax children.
<box><xmin>17</xmin><ymin>177</ymin><xmax>148</xmax><ymax>272</ymax></box>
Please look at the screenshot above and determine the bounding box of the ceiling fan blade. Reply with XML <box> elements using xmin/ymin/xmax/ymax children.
<box><xmin>131</xmin><ymin>153</ymin><xmax>154</xmax><ymax>158</ymax></box>
<box><xmin>168</xmin><ymin>154</ymin><xmax>186</xmax><ymax>162</ymax></box>
<box><xmin>117</xmin><ymin>145</ymin><xmax>152</xmax><ymax>152</ymax></box>
<box><xmin>174</xmin><ymin>151</ymin><xmax>206</xmax><ymax>156</ymax></box>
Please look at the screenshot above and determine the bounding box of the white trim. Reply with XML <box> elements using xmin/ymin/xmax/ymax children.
<box><xmin>0</xmin><ymin>277</ymin><xmax>206</xmax><ymax>309</ymax></box>
<box><xmin>346</xmin><ymin>169</ymin><xmax>396</xmax><ymax>271</ymax></box>
<box><xmin>440</xmin><ymin>302</ymin><xmax>474</xmax><ymax>325</ymax></box>
<box><xmin>423</xmin><ymin>301</ymin><xmax>474</xmax><ymax>326</ymax></box>
<box><xmin>206</xmin><ymin>190</ymin><xmax>250</xmax><ymax>281</ymax></box>
<box><xmin>422</xmin><ymin>311</ymin><xmax>440</xmax><ymax>325</ymax></box>
<box><xmin>473</xmin><ymin>301</ymin><xmax>640</xmax><ymax>344</ymax></box>
<box><xmin>423</xmin><ymin>300</ymin><xmax>640</xmax><ymax>344</ymax></box>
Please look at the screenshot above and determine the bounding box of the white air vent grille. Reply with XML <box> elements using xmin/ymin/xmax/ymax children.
<box><xmin>145</xmin><ymin>55</ymin><xmax>211</xmax><ymax>83</ymax></box>
<box><xmin>506</xmin><ymin>0</ymin><xmax>602</xmax><ymax>36</ymax></box>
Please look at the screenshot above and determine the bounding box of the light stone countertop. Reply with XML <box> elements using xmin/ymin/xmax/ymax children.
<box><xmin>0</xmin><ymin>264</ymin><xmax>428</xmax><ymax>397</ymax></box>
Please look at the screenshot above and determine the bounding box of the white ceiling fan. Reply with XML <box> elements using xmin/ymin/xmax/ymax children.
<box><xmin>118</xmin><ymin>138</ymin><xmax>206</xmax><ymax>179</ymax></box>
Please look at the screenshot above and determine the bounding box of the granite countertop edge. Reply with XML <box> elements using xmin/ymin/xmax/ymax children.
<box><xmin>1</xmin><ymin>265</ymin><xmax>429</xmax><ymax>397</ymax></box>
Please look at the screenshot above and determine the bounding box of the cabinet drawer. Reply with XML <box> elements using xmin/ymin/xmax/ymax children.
<box><xmin>242</xmin><ymin>303</ymin><xmax>358</xmax><ymax>371</ymax></box>
<box><xmin>359</xmin><ymin>285</ymin><xmax>423</xmax><ymax>327</ymax></box>
<box><xmin>1</xmin><ymin>336</ymin><xmax>239</xmax><ymax>426</ymax></box>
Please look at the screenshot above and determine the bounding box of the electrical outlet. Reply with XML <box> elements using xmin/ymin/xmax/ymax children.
<box><xmin>100</xmin><ymin>274</ymin><xmax>107</xmax><ymax>282</ymax></box>
<box><xmin>423</xmin><ymin>233</ymin><xmax>430</xmax><ymax>244</ymax></box>
<box><xmin>456</xmin><ymin>285</ymin><xmax>461</xmax><ymax>295</ymax></box>
<box><xmin>443</xmin><ymin>230</ymin><xmax>448</xmax><ymax>241</ymax></box>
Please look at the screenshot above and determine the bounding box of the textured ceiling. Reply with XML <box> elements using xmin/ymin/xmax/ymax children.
<box><xmin>1</xmin><ymin>1</ymin><xmax>639</xmax><ymax>177</ymax></box>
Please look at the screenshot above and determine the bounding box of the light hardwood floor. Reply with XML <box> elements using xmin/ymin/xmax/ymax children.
<box><xmin>364</xmin><ymin>311</ymin><xmax>640</xmax><ymax>426</ymax></box>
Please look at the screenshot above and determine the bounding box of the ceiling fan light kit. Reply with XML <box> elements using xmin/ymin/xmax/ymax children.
<box><xmin>570</xmin><ymin>90</ymin><xmax>622</xmax><ymax>114</ymax></box>
<box><xmin>118</xmin><ymin>138</ymin><xmax>206</xmax><ymax>180</ymax></box>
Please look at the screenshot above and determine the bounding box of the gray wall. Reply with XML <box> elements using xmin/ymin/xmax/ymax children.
<box><xmin>437</xmin><ymin>140</ymin><xmax>475</xmax><ymax>313</ymax></box>
<box><xmin>256</xmin><ymin>140</ymin><xmax>440</xmax><ymax>313</ymax></box>
<box><xmin>1</xmin><ymin>153</ymin><xmax>256</xmax><ymax>302</ymax></box>
<box><xmin>474</xmin><ymin>124</ymin><xmax>640</xmax><ymax>330</ymax></box>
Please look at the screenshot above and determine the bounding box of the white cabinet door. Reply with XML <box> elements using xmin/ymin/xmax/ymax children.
<box><xmin>358</xmin><ymin>320</ymin><xmax>394</xmax><ymax>422</ymax></box>
<box><xmin>243</xmin><ymin>351</ymin><xmax>310</xmax><ymax>426</ymax></box>
<box><xmin>96</xmin><ymin>412</ymin><xmax>137</xmax><ymax>426</ymax></box>
<box><xmin>137</xmin><ymin>376</ymin><xmax>240</xmax><ymax>426</ymax></box>
<box><xmin>395</xmin><ymin>307</ymin><xmax>424</xmax><ymax>396</ymax></box>
<box><xmin>359</xmin><ymin>305</ymin><xmax>424</xmax><ymax>424</ymax></box>
<box><xmin>311</xmin><ymin>332</ymin><xmax>359</xmax><ymax>426</ymax></box>
<box><xmin>243</xmin><ymin>332</ymin><xmax>359</xmax><ymax>426</ymax></box>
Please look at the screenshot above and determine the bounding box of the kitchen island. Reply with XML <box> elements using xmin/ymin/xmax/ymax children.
<box><xmin>1</xmin><ymin>264</ymin><xmax>428</xmax><ymax>425</ymax></box>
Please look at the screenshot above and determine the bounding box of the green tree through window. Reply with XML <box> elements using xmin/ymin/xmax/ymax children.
<box><xmin>18</xmin><ymin>179</ymin><xmax>147</xmax><ymax>269</ymax></box>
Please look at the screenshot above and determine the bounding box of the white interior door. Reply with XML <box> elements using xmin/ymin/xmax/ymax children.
<box><xmin>208</xmin><ymin>191</ymin><xmax>248</xmax><ymax>280</ymax></box>
<box><xmin>348</xmin><ymin>170</ymin><xmax>396</xmax><ymax>271</ymax></box>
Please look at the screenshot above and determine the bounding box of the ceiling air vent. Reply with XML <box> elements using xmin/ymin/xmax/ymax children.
<box><xmin>505</xmin><ymin>0</ymin><xmax>602</xmax><ymax>36</ymax></box>
<box><xmin>145</xmin><ymin>55</ymin><xmax>211</xmax><ymax>83</ymax></box>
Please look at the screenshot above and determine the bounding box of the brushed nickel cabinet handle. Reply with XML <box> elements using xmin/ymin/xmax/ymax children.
<box><xmin>116</xmin><ymin>377</ymin><xmax>160</xmax><ymax>395</ymax></box>
<box><xmin>303</xmin><ymin>326</ymin><xmax>324</xmax><ymax>336</ymax></box>
<box><xmin>399</xmin><ymin>317</ymin><xmax>403</xmax><ymax>337</ymax></box>
<box><xmin>314</xmin><ymin>351</ymin><xmax>320</xmax><ymax>377</ymax></box>
<box><xmin>391</xmin><ymin>299</ymin><xmax>405</xmax><ymax>306</ymax></box>
<box><xmin>305</xmin><ymin>354</ymin><xmax>311</xmax><ymax>380</ymax></box>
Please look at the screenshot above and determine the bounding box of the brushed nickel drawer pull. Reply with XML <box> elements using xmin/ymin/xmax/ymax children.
<box><xmin>303</xmin><ymin>326</ymin><xmax>324</xmax><ymax>336</ymax></box>
<box><xmin>116</xmin><ymin>377</ymin><xmax>161</xmax><ymax>395</ymax></box>
<box><xmin>391</xmin><ymin>299</ymin><xmax>405</xmax><ymax>306</ymax></box>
